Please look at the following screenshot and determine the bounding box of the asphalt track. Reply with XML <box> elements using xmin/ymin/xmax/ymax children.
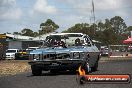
<box><xmin>0</xmin><ymin>60</ymin><xmax>132</xmax><ymax>88</ymax></box>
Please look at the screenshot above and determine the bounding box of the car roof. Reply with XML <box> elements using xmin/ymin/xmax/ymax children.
<box><xmin>7</xmin><ymin>49</ymin><xmax>19</xmax><ymax>50</ymax></box>
<box><xmin>50</xmin><ymin>33</ymin><xmax>84</xmax><ymax>36</ymax></box>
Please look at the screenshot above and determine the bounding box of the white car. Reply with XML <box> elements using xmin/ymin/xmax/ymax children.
<box><xmin>6</xmin><ymin>49</ymin><xmax>19</xmax><ymax>60</ymax></box>
<box><xmin>100</xmin><ymin>47</ymin><xmax>109</xmax><ymax>56</ymax></box>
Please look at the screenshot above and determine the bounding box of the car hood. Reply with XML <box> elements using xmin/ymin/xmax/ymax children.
<box><xmin>30</xmin><ymin>46</ymin><xmax>99</xmax><ymax>55</ymax></box>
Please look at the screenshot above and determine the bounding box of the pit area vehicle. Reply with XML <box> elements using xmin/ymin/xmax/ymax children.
<box><xmin>6</xmin><ymin>49</ymin><xmax>19</xmax><ymax>60</ymax></box>
<box><xmin>15</xmin><ymin>49</ymin><xmax>29</xmax><ymax>60</ymax></box>
<box><xmin>28</xmin><ymin>33</ymin><xmax>100</xmax><ymax>76</ymax></box>
<box><xmin>15</xmin><ymin>47</ymin><xmax>39</xmax><ymax>60</ymax></box>
<box><xmin>100</xmin><ymin>47</ymin><xmax>109</xmax><ymax>56</ymax></box>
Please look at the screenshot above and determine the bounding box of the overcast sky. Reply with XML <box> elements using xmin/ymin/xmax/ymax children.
<box><xmin>0</xmin><ymin>0</ymin><xmax>132</xmax><ymax>33</ymax></box>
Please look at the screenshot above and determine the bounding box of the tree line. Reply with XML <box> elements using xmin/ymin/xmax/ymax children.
<box><xmin>13</xmin><ymin>16</ymin><xmax>132</xmax><ymax>45</ymax></box>
<box><xmin>13</xmin><ymin>19</ymin><xmax>59</xmax><ymax>37</ymax></box>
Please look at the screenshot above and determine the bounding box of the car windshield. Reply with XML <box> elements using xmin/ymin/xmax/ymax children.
<box><xmin>6</xmin><ymin>50</ymin><xmax>16</xmax><ymax>53</ymax></box>
<box><xmin>45</xmin><ymin>34</ymin><xmax>92</xmax><ymax>47</ymax></box>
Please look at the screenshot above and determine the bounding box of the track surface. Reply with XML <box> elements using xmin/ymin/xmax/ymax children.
<box><xmin>0</xmin><ymin>60</ymin><xmax>132</xmax><ymax>88</ymax></box>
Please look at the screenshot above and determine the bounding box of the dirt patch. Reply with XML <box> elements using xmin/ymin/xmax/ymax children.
<box><xmin>0</xmin><ymin>60</ymin><xmax>31</xmax><ymax>77</ymax></box>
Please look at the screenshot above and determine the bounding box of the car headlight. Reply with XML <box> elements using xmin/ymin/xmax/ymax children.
<box><xmin>34</xmin><ymin>54</ymin><xmax>40</xmax><ymax>59</ymax></box>
<box><xmin>73</xmin><ymin>52</ymin><xmax>80</xmax><ymax>59</ymax></box>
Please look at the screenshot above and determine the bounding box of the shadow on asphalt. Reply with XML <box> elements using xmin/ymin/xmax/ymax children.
<box><xmin>27</xmin><ymin>70</ymin><xmax>100</xmax><ymax>77</ymax></box>
<box><xmin>27</xmin><ymin>71</ymin><xmax>77</xmax><ymax>77</ymax></box>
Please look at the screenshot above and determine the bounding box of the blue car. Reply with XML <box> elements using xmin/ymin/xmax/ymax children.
<box><xmin>28</xmin><ymin>33</ymin><xmax>100</xmax><ymax>76</ymax></box>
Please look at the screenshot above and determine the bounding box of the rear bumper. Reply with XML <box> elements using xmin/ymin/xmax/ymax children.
<box><xmin>28</xmin><ymin>60</ymin><xmax>85</xmax><ymax>70</ymax></box>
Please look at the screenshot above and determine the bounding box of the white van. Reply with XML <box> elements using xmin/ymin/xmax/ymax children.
<box><xmin>6</xmin><ymin>49</ymin><xmax>19</xmax><ymax>60</ymax></box>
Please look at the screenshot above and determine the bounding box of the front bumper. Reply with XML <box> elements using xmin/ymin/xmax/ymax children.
<box><xmin>28</xmin><ymin>59</ymin><xmax>85</xmax><ymax>70</ymax></box>
<box><xmin>5</xmin><ymin>56</ymin><xmax>15</xmax><ymax>59</ymax></box>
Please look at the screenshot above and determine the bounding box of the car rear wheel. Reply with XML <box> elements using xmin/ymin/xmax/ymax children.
<box><xmin>31</xmin><ymin>65</ymin><xmax>42</xmax><ymax>76</ymax></box>
<box><xmin>83</xmin><ymin>62</ymin><xmax>90</xmax><ymax>74</ymax></box>
<box><xmin>91</xmin><ymin>61</ymin><xmax>98</xmax><ymax>71</ymax></box>
<box><xmin>50</xmin><ymin>69</ymin><xmax>58</xmax><ymax>74</ymax></box>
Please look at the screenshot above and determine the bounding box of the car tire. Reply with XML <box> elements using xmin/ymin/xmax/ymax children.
<box><xmin>50</xmin><ymin>69</ymin><xmax>58</xmax><ymax>74</ymax></box>
<box><xmin>31</xmin><ymin>65</ymin><xmax>42</xmax><ymax>76</ymax></box>
<box><xmin>83</xmin><ymin>62</ymin><xmax>90</xmax><ymax>74</ymax></box>
<box><xmin>91</xmin><ymin>61</ymin><xmax>98</xmax><ymax>71</ymax></box>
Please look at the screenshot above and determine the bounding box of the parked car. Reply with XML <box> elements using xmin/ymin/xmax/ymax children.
<box><xmin>6</xmin><ymin>49</ymin><xmax>19</xmax><ymax>60</ymax></box>
<box><xmin>28</xmin><ymin>33</ymin><xmax>100</xmax><ymax>76</ymax></box>
<box><xmin>15</xmin><ymin>49</ymin><xmax>29</xmax><ymax>60</ymax></box>
<box><xmin>100</xmin><ymin>47</ymin><xmax>109</xmax><ymax>56</ymax></box>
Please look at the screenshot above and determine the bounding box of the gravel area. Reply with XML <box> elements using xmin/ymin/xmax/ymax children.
<box><xmin>0</xmin><ymin>60</ymin><xmax>30</xmax><ymax>76</ymax></box>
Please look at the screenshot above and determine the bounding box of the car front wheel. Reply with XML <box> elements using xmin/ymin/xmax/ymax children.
<box><xmin>31</xmin><ymin>65</ymin><xmax>42</xmax><ymax>76</ymax></box>
<box><xmin>83</xmin><ymin>62</ymin><xmax>90</xmax><ymax>74</ymax></box>
<box><xmin>91</xmin><ymin>61</ymin><xmax>98</xmax><ymax>71</ymax></box>
<box><xmin>50</xmin><ymin>69</ymin><xmax>58</xmax><ymax>74</ymax></box>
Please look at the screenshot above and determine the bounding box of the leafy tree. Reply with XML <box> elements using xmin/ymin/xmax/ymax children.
<box><xmin>104</xmin><ymin>19</ymin><xmax>111</xmax><ymax>30</ymax></box>
<box><xmin>126</xmin><ymin>26</ymin><xmax>132</xmax><ymax>31</ymax></box>
<box><xmin>110</xmin><ymin>16</ymin><xmax>127</xmax><ymax>35</ymax></box>
<box><xmin>97</xmin><ymin>21</ymin><xmax>104</xmax><ymax>31</ymax></box>
<box><xmin>102</xmin><ymin>29</ymin><xmax>117</xmax><ymax>45</ymax></box>
<box><xmin>21</xmin><ymin>28</ymin><xmax>34</xmax><ymax>37</ymax></box>
<box><xmin>39</xmin><ymin>19</ymin><xmax>59</xmax><ymax>34</ymax></box>
<box><xmin>124</xmin><ymin>26</ymin><xmax>132</xmax><ymax>37</ymax></box>
<box><xmin>13</xmin><ymin>19</ymin><xmax>59</xmax><ymax>37</ymax></box>
<box><xmin>62</xmin><ymin>23</ymin><xmax>90</xmax><ymax>35</ymax></box>
<box><xmin>89</xmin><ymin>23</ymin><xmax>98</xmax><ymax>36</ymax></box>
<box><xmin>13</xmin><ymin>29</ymin><xmax>39</xmax><ymax>37</ymax></box>
<box><xmin>63</xmin><ymin>16</ymin><xmax>129</xmax><ymax>45</ymax></box>
<box><xmin>11</xmin><ymin>16</ymin><xmax>130</xmax><ymax>45</ymax></box>
<box><xmin>13</xmin><ymin>32</ymin><xmax>21</xmax><ymax>35</ymax></box>
<box><xmin>33</xmin><ymin>32</ymin><xmax>39</xmax><ymax>37</ymax></box>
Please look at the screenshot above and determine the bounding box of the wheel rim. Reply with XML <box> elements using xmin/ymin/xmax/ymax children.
<box><xmin>86</xmin><ymin>62</ymin><xmax>90</xmax><ymax>73</ymax></box>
